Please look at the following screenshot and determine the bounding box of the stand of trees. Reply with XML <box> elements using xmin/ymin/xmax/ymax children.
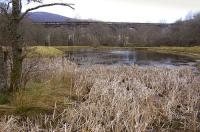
<box><xmin>161</xmin><ymin>15</ymin><xmax>200</xmax><ymax>46</ymax></box>
<box><xmin>3</xmin><ymin>13</ymin><xmax>199</xmax><ymax>47</ymax></box>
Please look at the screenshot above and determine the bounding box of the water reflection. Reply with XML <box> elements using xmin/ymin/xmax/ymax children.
<box><xmin>65</xmin><ymin>49</ymin><xmax>197</xmax><ymax>67</ymax></box>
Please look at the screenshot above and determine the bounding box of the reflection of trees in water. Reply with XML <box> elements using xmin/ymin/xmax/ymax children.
<box><xmin>136</xmin><ymin>51</ymin><xmax>166</xmax><ymax>61</ymax></box>
<box><xmin>135</xmin><ymin>51</ymin><xmax>194</xmax><ymax>62</ymax></box>
<box><xmin>64</xmin><ymin>50</ymin><xmax>196</xmax><ymax>66</ymax></box>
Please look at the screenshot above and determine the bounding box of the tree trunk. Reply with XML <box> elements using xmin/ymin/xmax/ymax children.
<box><xmin>10</xmin><ymin>45</ymin><xmax>22</xmax><ymax>91</ymax></box>
<box><xmin>3</xmin><ymin>49</ymin><xmax>9</xmax><ymax>90</ymax></box>
<box><xmin>9</xmin><ymin>0</ymin><xmax>23</xmax><ymax>92</ymax></box>
<box><xmin>9</xmin><ymin>20</ymin><xmax>23</xmax><ymax>91</ymax></box>
<box><xmin>0</xmin><ymin>48</ymin><xmax>5</xmax><ymax>90</ymax></box>
<box><xmin>0</xmin><ymin>47</ymin><xmax>9</xmax><ymax>91</ymax></box>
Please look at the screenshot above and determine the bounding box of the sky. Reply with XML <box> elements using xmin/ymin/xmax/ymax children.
<box><xmin>22</xmin><ymin>0</ymin><xmax>200</xmax><ymax>23</ymax></box>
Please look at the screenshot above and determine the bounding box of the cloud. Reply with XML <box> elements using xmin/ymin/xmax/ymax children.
<box><xmin>22</xmin><ymin>0</ymin><xmax>200</xmax><ymax>23</ymax></box>
<box><xmin>114</xmin><ymin>0</ymin><xmax>200</xmax><ymax>10</ymax></box>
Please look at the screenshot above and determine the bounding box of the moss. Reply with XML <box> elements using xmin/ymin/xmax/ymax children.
<box><xmin>0</xmin><ymin>94</ymin><xmax>10</xmax><ymax>105</ymax></box>
<box><xmin>27</xmin><ymin>46</ymin><xmax>64</xmax><ymax>58</ymax></box>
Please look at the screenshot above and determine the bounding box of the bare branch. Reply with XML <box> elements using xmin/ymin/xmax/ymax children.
<box><xmin>6</xmin><ymin>1</ymin><xmax>11</xmax><ymax>10</ymax></box>
<box><xmin>27</xmin><ymin>0</ymin><xmax>43</xmax><ymax>4</ymax></box>
<box><xmin>20</xmin><ymin>3</ymin><xmax>75</xmax><ymax>21</ymax></box>
<box><xmin>0</xmin><ymin>6</ymin><xmax>6</xmax><ymax>13</ymax></box>
<box><xmin>0</xmin><ymin>6</ymin><xmax>8</xmax><ymax>17</ymax></box>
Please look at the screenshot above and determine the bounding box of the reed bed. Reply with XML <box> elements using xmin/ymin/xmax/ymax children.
<box><xmin>1</xmin><ymin>58</ymin><xmax>200</xmax><ymax>131</ymax></box>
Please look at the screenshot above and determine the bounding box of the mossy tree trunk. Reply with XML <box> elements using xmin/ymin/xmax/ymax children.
<box><xmin>0</xmin><ymin>47</ymin><xmax>9</xmax><ymax>91</ymax></box>
<box><xmin>10</xmin><ymin>40</ymin><xmax>23</xmax><ymax>91</ymax></box>
<box><xmin>0</xmin><ymin>48</ymin><xmax>5</xmax><ymax>90</ymax></box>
<box><xmin>8</xmin><ymin>0</ymin><xmax>23</xmax><ymax>91</ymax></box>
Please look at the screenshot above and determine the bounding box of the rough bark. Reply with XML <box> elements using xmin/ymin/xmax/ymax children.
<box><xmin>9</xmin><ymin>0</ymin><xmax>23</xmax><ymax>91</ymax></box>
<box><xmin>0</xmin><ymin>48</ymin><xmax>5</xmax><ymax>90</ymax></box>
<box><xmin>10</xmin><ymin>44</ymin><xmax>22</xmax><ymax>91</ymax></box>
<box><xmin>0</xmin><ymin>47</ymin><xmax>9</xmax><ymax>91</ymax></box>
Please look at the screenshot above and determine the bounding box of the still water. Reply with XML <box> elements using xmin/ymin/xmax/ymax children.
<box><xmin>65</xmin><ymin>49</ymin><xmax>199</xmax><ymax>68</ymax></box>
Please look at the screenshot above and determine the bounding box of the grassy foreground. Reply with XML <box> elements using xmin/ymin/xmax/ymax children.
<box><xmin>0</xmin><ymin>58</ymin><xmax>199</xmax><ymax>131</ymax></box>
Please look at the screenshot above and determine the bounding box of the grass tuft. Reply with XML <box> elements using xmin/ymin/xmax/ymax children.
<box><xmin>27</xmin><ymin>46</ymin><xmax>64</xmax><ymax>58</ymax></box>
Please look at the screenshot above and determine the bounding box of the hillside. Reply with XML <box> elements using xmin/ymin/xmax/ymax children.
<box><xmin>27</xmin><ymin>12</ymin><xmax>75</xmax><ymax>22</ymax></box>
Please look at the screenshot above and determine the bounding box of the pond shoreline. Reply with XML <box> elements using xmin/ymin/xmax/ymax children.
<box><xmin>54</xmin><ymin>46</ymin><xmax>200</xmax><ymax>59</ymax></box>
<box><xmin>54</xmin><ymin>46</ymin><xmax>200</xmax><ymax>71</ymax></box>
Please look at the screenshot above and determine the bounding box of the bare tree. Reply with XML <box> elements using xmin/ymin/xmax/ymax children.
<box><xmin>0</xmin><ymin>0</ymin><xmax>74</xmax><ymax>92</ymax></box>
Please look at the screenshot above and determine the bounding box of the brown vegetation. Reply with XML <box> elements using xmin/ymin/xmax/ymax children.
<box><xmin>0</xmin><ymin>58</ymin><xmax>199</xmax><ymax>131</ymax></box>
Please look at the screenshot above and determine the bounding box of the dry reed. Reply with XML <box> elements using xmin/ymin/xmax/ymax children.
<box><xmin>1</xmin><ymin>58</ymin><xmax>200</xmax><ymax>131</ymax></box>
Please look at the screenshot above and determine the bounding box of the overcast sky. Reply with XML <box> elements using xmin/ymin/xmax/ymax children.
<box><xmin>22</xmin><ymin>0</ymin><xmax>200</xmax><ymax>23</ymax></box>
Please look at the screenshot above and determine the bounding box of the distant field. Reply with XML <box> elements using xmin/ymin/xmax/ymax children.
<box><xmin>54</xmin><ymin>46</ymin><xmax>135</xmax><ymax>52</ymax></box>
<box><xmin>135</xmin><ymin>46</ymin><xmax>200</xmax><ymax>59</ymax></box>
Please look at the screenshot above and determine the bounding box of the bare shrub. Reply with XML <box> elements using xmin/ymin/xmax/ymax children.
<box><xmin>21</xmin><ymin>57</ymin><xmax>77</xmax><ymax>87</ymax></box>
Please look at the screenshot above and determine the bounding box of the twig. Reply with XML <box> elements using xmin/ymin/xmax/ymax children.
<box><xmin>20</xmin><ymin>3</ymin><xmax>75</xmax><ymax>21</ymax></box>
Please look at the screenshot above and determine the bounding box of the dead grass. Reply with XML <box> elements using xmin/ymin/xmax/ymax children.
<box><xmin>0</xmin><ymin>58</ymin><xmax>200</xmax><ymax>131</ymax></box>
<box><xmin>0</xmin><ymin>58</ymin><xmax>78</xmax><ymax>116</ymax></box>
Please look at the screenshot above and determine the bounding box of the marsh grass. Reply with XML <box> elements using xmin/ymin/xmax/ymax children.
<box><xmin>0</xmin><ymin>58</ymin><xmax>200</xmax><ymax>131</ymax></box>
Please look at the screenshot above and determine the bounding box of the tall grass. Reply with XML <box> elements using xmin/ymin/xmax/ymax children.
<box><xmin>14</xmin><ymin>57</ymin><xmax>78</xmax><ymax>109</ymax></box>
<box><xmin>1</xmin><ymin>58</ymin><xmax>200</xmax><ymax>131</ymax></box>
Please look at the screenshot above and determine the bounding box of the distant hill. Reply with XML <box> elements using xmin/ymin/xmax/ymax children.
<box><xmin>27</xmin><ymin>12</ymin><xmax>75</xmax><ymax>22</ymax></box>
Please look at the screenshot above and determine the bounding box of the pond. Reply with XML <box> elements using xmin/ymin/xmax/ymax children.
<box><xmin>65</xmin><ymin>49</ymin><xmax>199</xmax><ymax>68</ymax></box>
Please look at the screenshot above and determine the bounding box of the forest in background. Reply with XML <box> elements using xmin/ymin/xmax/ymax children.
<box><xmin>1</xmin><ymin>12</ymin><xmax>200</xmax><ymax>47</ymax></box>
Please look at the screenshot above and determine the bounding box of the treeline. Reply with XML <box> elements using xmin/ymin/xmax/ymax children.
<box><xmin>1</xmin><ymin>14</ymin><xmax>200</xmax><ymax>47</ymax></box>
<box><xmin>154</xmin><ymin>14</ymin><xmax>200</xmax><ymax>46</ymax></box>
